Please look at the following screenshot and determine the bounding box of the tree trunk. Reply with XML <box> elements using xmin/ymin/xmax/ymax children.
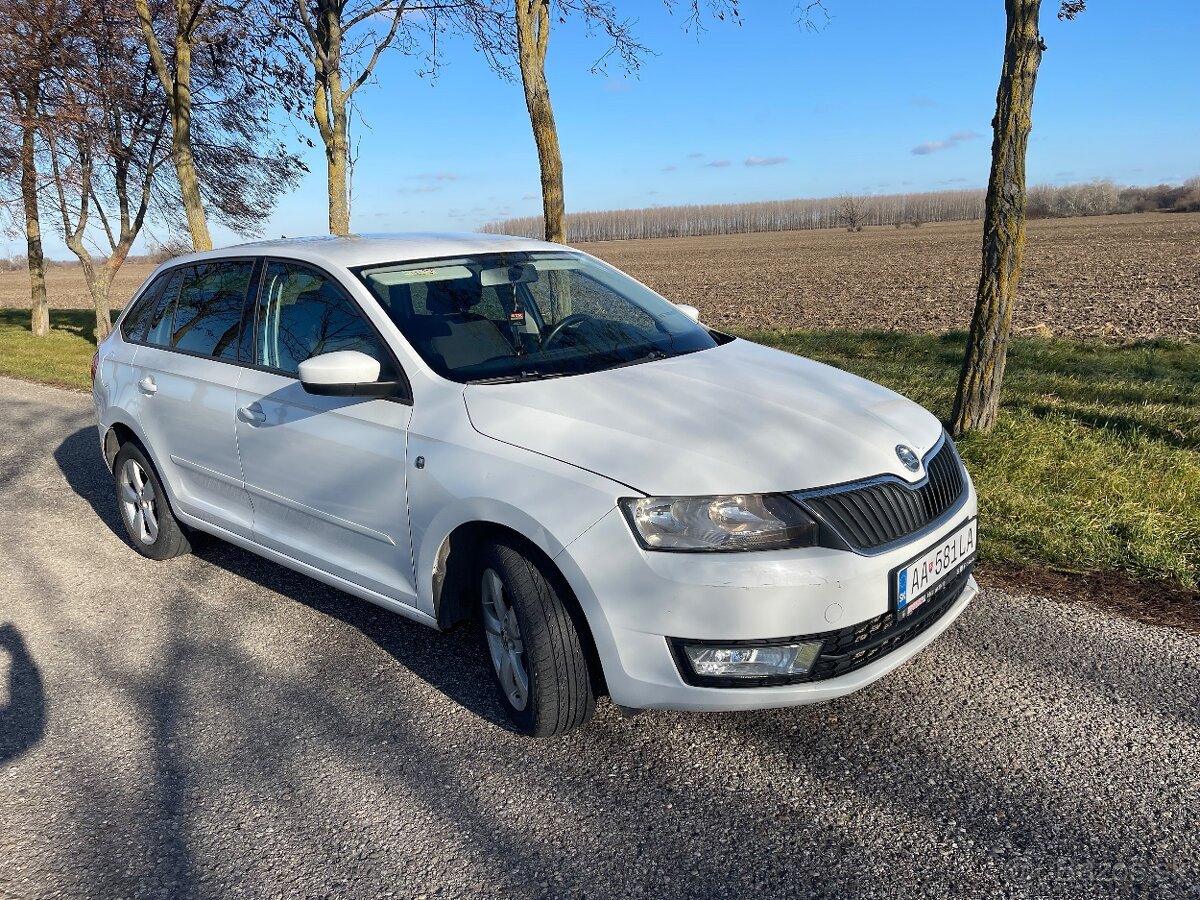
<box><xmin>951</xmin><ymin>0</ymin><xmax>1043</xmax><ymax>436</ymax></box>
<box><xmin>170</xmin><ymin>18</ymin><xmax>212</xmax><ymax>252</ymax></box>
<box><xmin>19</xmin><ymin>119</ymin><xmax>50</xmax><ymax>337</ymax></box>
<box><xmin>82</xmin><ymin>264</ymin><xmax>115</xmax><ymax>343</ymax></box>
<box><xmin>91</xmin><ymin>253</ymin><xmax>129</xmax><ymax>342</ymax></box>
<box><xmin>312</xmin><ymin>2</ymin><xmax>352</xmax><ymax>237</ymax></box>
<box><xmin>173</xmin><ymin>128</ymin><xmax>211</xmax><ymax>251</ymax></box>
<box><xmin>61</xmin><ymin>231</ymin><xmax>106</xmax><ymax>342</ymax></box>
<box><xmin>326</xmin><ymin>94</ymin><xmax>351</xmax><ymax>235</ymax></box>
<box><xmin>515</xmin><ymin>0</ymin><xmax>566</xmax><ymax>244</ymax></box>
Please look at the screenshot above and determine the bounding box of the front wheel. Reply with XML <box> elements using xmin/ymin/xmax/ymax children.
<box><xmin>479</xmin><ymin>540</ymin><xmax>596</xmax><ymax>737</ymax></box>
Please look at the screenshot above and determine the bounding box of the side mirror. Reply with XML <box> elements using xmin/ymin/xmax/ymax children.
<box><xmin>675</xmin><ymin>303</ymin><xmax>701</xmax><ymax>323</ymax></box>
<box><xmin>298</xmin><ymin>350</ymin><xmax>395</xmax><ymax>397</ymax></box>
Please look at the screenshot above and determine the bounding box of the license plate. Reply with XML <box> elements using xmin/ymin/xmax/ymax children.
<box><xmin>892</xmin><ymin>519</ymin><xmax>977</xmax><ymax>618</ymax></box>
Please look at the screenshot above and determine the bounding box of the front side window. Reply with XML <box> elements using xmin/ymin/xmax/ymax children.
<box><xmin>256</xmin><ymin>261</ymin><xmax>393</xmax><ymax>377</ymax></box>
<box><xmin>170</xmin><ymin>261</ymin><xmax>254</xmax><ymax>359</ymax></box>
<box><xmin>356</xmin><ymin>251</ymin><xmax>717</xmax><ymax>383</ymax></box>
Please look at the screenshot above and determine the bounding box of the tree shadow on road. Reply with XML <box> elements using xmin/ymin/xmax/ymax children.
<box><xmin>0</xmin><ymin>623</ymin><xmax>46</xmax><ymax>766</ymax></box>
<box><xmin>50</xmin><ymin>425</ymin><xmax>512</xmax><ymax>729</ymax></box>
<box><xmin>53</xmin><ymin>426</ymin><xmax>125</xmax><ymax>541</ymax></box>
<box><xmin>194</xmin><ymin>535</ymin><xmax>515</xmax><ymax>732</ymax></box>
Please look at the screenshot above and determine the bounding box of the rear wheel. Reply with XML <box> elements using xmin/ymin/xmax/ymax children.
<box><xmin>113</xmin><ymin>443</ymin><xmax>191</xmax><ymax>560</ymax></box>
<box><xmin>479</xmin><ymin>539</ymin><xmax>596</xmax><ymax>737</ymax></box>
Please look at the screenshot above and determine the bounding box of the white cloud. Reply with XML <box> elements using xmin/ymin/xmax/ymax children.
<box><xmin>912</xmin><ymin>131</ymin><xmax>982</xmax><ymax>156</ymax></box>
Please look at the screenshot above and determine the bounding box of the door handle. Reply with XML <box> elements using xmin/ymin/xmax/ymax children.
<box><xmin>237</xmin><ymin>403</ymin><xmax>267</xmax><ymax>425</ymax></box>
<box><xmin>137</xmin><ymin>375</ymin><xmax>157</xmax><ymax>395</ymax></box>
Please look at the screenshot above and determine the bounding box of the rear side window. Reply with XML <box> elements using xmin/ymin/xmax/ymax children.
<box><xmin>121</xmin><ymin>270</ymin><xmax>179</xmax><ymax>344</ymax></box>
<box><xmin>170</xmin><ymin>261</ymin><xmax>254</xmax><ymax>360</ymax></box>
<box><xmin>256</xmin><ymin>261</ymin><xmax>393</xmax><ymax>377</ymax></box>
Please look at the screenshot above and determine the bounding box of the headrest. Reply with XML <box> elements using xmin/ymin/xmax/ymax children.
<box><xmin>424</xmin><ymin>279</ymin><xmax>479</xmax><ymax>315</ymax></box>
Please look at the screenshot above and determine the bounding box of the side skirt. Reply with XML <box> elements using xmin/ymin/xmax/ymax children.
<box><xmin>176</xmin><ymin>510</ymin><xmax>438</xmax><ymax>629</ymax></box>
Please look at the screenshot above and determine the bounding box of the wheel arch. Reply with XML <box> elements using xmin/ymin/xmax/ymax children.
<box><xmin>103</xmin><ymin>421</ymin><xmax>143</xmax><ymax>472</ymax></box>
<box><xmin>432</xmin><ymin>520</ymin><xmax>607</xmax><ymax>697</ymax></box>
<box><xmin>101</xmin><ymin>417</ymin><xmax>185</xmax><ymax>522</ymax></box>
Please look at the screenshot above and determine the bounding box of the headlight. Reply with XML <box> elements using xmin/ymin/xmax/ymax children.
<box><xmin>619</xmin><ymin>494</ymin><xmax>818</xmax><ymax>552</ymax></box>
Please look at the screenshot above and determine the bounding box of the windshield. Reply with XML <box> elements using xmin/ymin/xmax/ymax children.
<box><xmin>354</xmin><ymin>251</ymin><xmax>718</xmax><ymax>383</ymax></box>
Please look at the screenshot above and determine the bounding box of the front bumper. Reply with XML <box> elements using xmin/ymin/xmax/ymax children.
<box><xmin>554</xmin><ymin>487</ymin><xmax>978</xmax><ymax>711</ymax></box>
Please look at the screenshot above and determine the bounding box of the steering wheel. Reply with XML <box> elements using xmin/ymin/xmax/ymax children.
<box><xmin>540</xmin><ymin>313</ymin><xmax>591</xmax><ymax>350</ymax></box>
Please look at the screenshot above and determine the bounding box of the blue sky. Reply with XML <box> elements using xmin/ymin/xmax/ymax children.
<box><xmin>18</xmin><ymin>0</ymin><xmax>1200</xmax><ymax>256</ymax></box>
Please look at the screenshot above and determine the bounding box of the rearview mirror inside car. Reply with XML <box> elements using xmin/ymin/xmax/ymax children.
<box><xmin>480</xmin><ymin>264</ymin><xmax>539</xmax><ymax>287</ymax></box>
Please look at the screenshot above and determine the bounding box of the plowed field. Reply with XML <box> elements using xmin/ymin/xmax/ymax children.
<box><xmin>581</xmin><ymin>212</ymin><xmax>1200</xmax><ymax>340</ymax></box>
<box><xmin>3</xmin><ymin>212</ymin><xmax>1196</xmax><ymax>340</ymax></box>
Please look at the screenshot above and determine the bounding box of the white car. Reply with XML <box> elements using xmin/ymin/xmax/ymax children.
<box><xmin>92</xmin><ymin>234</ymin><xmax>978</xmax><ymax>736</ymax></box>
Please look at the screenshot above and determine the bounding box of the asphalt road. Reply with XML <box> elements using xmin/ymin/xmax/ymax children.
<box><xmin>1</xmin><ymin>375</ymin><xmax>1198</xmax><ymax>900</ymax></box>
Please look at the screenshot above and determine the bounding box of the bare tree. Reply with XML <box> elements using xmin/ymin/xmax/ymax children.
<box><xmin>292</xmin><ymin>0</ymin><xmax>410</xmax><ymax>235</ymax></box>
<box><xmin>269</xmin><ymin>1</ymin><xmax>506</xmax><ymax>236</ymax></box>
<box><xmin>512</xmin><ymin>2</ymin><xmax>745</xmax><ymax>245</ymax></box>
<box><xmin>951</xmin><ymin>0</ymin><xmax>1085</xmax><ymax>436</ymax></box>
<box><xmin>0</xmin><ymin>0</ymin><xmax>73</xmax><ymax>336</ymax></box>
<box><xmin>135</xmin><ymin>0</ymin><xmax>305</xmax><ymax>251</ymax></box>
<box><xmin>837</xmin><ymin>194</ymin><xmax>868</xmax><ymax>232</ymax></box>
<box><xmin>134</xmin><ymin>0</ymin><xmax>211</xmax><ymax>250</ymax></box>
<box><xmin>45</xmin><ymin>0</ymin><xmax>171</xmax><ymax>341</ymax></box>
<box><xmin>483</xmin><ymin>188</ymin><xmax>993</xmax><ymax>241</ymax></box>
<box><xmin>513</xmin><ymin>0</ymin><xmax>566</xmax><ymax>242</ymax></box>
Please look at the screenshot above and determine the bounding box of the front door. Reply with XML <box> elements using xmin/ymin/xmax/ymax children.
<box><xmin>234</xmin><ymin>260</ymin><xmax>417</xmax><ymax>604</ymax></box>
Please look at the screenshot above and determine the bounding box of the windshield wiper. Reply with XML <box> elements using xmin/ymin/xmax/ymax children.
<box><xmin>470</xmin><ymin>367</ymin><xmax>564</xmax><ymax>385</ymax></box>
<box><xmin>594</xmin><ymin>346</ymin><xmax>676</xmax><ymax>373</ymax></box>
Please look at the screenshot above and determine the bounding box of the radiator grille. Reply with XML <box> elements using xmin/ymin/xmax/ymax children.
<box><xmin>797</xmin><ymin>437</ymin><xmax>966</xmax><ymax>553</ymax></box>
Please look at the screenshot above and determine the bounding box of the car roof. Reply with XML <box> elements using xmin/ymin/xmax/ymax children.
<box><xmin>165</xmin><ymin>232</ymin><xmax>566</xmax><ymax>270</ymax></box>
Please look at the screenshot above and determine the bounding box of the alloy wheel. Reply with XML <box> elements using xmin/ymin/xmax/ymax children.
<box><xmin>119</xmin><ymin>457</ymin><xmax>160</xmax><ymax>546</ymax></box>
<box><xmin>481</xmin><ymin>567</ymin><xmax>530</xmax><ymax>711</ymax></box>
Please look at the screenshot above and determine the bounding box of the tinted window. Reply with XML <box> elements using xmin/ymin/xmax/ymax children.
<box><xmin>121</xmin><ymin>274</ymin><xmax>168</xmax><ymax>342</ymax></box>
<box><xmin>171</xmin><ymin>261</ymin><xmax>254</xmax><ymax>359</ymax></box>
<box><xmin>257</xmin><ymin>261</ymin><xmax>392</xmax><ymax>377</ymax></box>
<box><xmin>122</xmin><ymin>270</ymin><xmax>180</xmax><ymax>344</ymax></box>
<box><xmin>145</xmin><ymin>271</ymin><xmax>184</xmax><ymax>347</ymax></box>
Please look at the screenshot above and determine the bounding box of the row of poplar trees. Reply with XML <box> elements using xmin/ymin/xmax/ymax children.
<box><xmin>0</xmin><ymin>0</ymin><xmax>1083</xmax><ymax>435</ymax></box>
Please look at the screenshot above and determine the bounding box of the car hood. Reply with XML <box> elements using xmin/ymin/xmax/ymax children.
<box><xmin>463</xmin><ymin>338</ymin><xmax>944</xmax><ymax>496</ymax></box>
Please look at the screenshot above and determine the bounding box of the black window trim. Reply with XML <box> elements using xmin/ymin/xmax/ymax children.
<box><xmin>119</xmin><ymin>255</ymin><xmax>413</xmax><ymax>406</ymax></box>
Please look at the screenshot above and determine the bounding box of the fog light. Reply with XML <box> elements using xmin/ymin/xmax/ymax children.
<box><xmin>683</xmin><ymin>641</ymin><xmax>823</xmax><ymax>678</ymax></box>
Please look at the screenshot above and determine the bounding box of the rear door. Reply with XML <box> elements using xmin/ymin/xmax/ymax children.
<box><xmin>233</xmin><ymin>259</ymin><xmax>417</xmax><ymax>604</ymax></box>
<box><xmin>130</xmin><ymin>260</ymin><xmax>258</xmax><ymax>537</ymax></box>
<box><xmin>100</xmin><ymin>270</ymin><xmax>176</xmax><ymax>425</ymax></box>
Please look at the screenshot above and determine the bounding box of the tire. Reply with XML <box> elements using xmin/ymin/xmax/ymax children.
<box><xmin>112</xmin><ymin>442</ymin><xmax>191</xmax><ymax>561</ymax></box>
<box><xmin>479</xmin><ymin>539</ymin><xmax>596</xmax><ymax>737</ymax></box>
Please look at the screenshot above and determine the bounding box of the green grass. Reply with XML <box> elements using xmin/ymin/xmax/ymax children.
<box><xmin>0</xmin><ymin>308</ymin><xmax>112</xmax><ymax>392</ymax></box>
<box><xmin>1</xmin><ymin>309</ymin><xmax>1196</xmax><ymax>589</ymax></box>
<box><xmin>737</xmin><ymin>329</ymin><xmax>1200</xmax><ymax>590</ymax></box>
